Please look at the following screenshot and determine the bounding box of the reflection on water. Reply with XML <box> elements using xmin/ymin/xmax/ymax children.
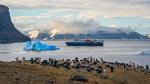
<box><xmin>0</xmin><ymin>39</ymin><xmax>150</xmax><ymax>66</ymax></box>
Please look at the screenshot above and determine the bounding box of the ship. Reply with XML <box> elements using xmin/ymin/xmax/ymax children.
<box><xmin>65</xmin><ymin>39</ymin><xmax>104</xmax><ymax>46</ymax></box>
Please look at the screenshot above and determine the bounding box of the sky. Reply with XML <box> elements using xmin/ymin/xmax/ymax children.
<box><xmin>0</xmin><ymin>0</ymin><xmax>150</xmax><ymax>34</ymax></box>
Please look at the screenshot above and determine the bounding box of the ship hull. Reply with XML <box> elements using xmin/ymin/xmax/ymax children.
<box><xmin>65</xmin><ymin>42</ymin><xmax>103</xmax><ymax>46</ymax></box>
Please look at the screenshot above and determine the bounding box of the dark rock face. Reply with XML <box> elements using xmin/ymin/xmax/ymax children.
<box><xmin>0</xmin><ymin>5</ymin><xmax>30</xmax><ymax>43</ymax></box>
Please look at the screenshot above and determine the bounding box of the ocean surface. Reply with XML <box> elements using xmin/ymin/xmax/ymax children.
<box><xmin>0</xmin><ymin>39</ymin><xmax>150</xmax><ymax>67</ymax></box>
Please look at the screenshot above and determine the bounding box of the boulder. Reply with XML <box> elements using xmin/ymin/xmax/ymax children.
<box><xmin>70</xmin><ymin>75</ymin><xmax>88</xmax><ymax>82</ymax></box>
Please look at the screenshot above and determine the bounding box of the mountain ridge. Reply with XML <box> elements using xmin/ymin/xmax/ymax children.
<box><xmin>28</xmin><ymin>28</ymin><xmax>148</xmax><ymax>40</ymax></box>
<box><xmin>0</xmin><ymin>5</ymin><xmax>31</xmax><ymax>43</ymax></box>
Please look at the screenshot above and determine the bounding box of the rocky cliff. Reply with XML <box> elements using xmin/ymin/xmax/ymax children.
<box><xmin>0</xmin><ymin>5</ymin><xmax>30</xmax><ymax>43</ymax></box>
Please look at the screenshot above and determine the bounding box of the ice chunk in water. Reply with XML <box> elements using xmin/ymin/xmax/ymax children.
<box><xmin>24</xmin><ymin>40</ymin><xmax>59</xmax><ymax>51</ymax></box>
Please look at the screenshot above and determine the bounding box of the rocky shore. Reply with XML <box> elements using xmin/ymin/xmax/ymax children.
<box><xmin>0</xmin><ymin>57</ymin><xmax>150</xmax><ymax>84</ymax></box>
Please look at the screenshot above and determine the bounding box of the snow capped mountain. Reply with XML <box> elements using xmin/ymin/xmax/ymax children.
<box><xmin>27</xmin><ymin>30</ymin><xmax>40</xmax><ymax>39</ymax></box>
<box><xmin>145</xmin><ymin>33</ymin><xmax>150</xmax><ymax>38</ymax></box>
<box><xmin>94</xmin><ymin>27</ymin><xmax>134</xmax><ymax>34</ymax></box>
<box><xmin>27</xmin><ymin>28</ymin><xmax>148</xmax><ymax>40</ymax></box>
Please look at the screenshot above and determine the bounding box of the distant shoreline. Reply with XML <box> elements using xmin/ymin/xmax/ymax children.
<box><xmin>0</xmin><ymin>39</ymin><xmax>150</xmax><ymax>44</ymax></box>
<box><xmin>36</xmin><ymin>39</ymin><xmax>150</xmax><ymax>41</ymax></box>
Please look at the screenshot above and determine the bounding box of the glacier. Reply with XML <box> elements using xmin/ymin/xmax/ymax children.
<box><xmin>139</xmin><ymin>50</ymin><xmax>150</xmax><ymax>55</ymax></box>
<box><xmin>24</xmin><ymin>40</ymin><xmax>59</xmax><ymax>51</ymax></box>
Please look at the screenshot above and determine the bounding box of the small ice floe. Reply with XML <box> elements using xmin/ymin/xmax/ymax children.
<box><xmin>139</xmin><ymin>50</ymin><xmax>150</xmax><ymax>55</ymax></box>
<box><xmin>24</xmin><ymin>40</ymin><xmax>59</xmax><ymax>51</ymax></box>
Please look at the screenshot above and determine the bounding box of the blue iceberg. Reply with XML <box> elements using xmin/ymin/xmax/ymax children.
<box><xmin>24</xmin><ymin>40</ymin><xmax>59</xmax><ymax>51</ymax></box>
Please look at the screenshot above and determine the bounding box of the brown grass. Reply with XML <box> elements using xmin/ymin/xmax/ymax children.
<box><xmin>0</xmin><ymin>61</ymin><xmax>150</xmax><ymax>84</ymax></box>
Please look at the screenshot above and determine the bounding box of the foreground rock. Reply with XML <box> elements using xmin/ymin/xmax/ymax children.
<box><xmin>0</xmin><ymin>5</ymin><xmax>30</xmax><ymax>43</ymax></box>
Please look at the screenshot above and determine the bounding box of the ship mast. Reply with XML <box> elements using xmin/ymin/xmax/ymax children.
<box><xmin>85</xmin><ymin>31</ymin><xmax>90</xmax><ymax>39</ymax></box>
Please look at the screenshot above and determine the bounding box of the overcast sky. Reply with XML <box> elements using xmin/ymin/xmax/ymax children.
<box><xmin>0</xmin><ymin>0</ymin><xmax>150</xmax><ymax>34</ymax></box>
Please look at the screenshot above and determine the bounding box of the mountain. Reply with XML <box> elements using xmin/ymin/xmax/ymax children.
<box><xmin>145</xmin><ymin>34</ymin><xmax>150</xmax><ymax>38</ymax></box>
<box><xmin>28</xmin><ymin>28</ymin><xmax>148</xmax><ymax>40</ymax></box>
<box><xmin>0</xmin><ymin>5</ymin><xmax>30</xmax><ymax>43</ymax></box>
<box><xmin>54</xmin><ymin>28</ymin><xmax>147</xmax><ymax>39</ymax></box>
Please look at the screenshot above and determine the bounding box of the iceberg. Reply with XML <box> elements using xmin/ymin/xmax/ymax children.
<box><xmin>139</xmin><ymin>50</ymin><xmax>150</xmax><ymax>55</ymax></box>
<box><xmin>24</xmin><ymin>40</ymin><xmax>59</xmax><ymax>51</ymax></box>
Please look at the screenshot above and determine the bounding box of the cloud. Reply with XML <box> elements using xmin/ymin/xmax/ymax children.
<box><xmin>0</xmin><ymin>0</ymin><xmax>150</xmax><ymax>18</ymax></box>
<box><xmin>48</xmin><ymin>18</ymin><xmax>100</xmax><ymax>34</ymax></box>
<box><xmin>13</xmin><ymin>15</ymin><xmax>137</xmax><ymax>34</ymax></box>
<box><xmin>12</xmin><ymin>16</ymin><xmax>50</xmax><ymax>24</ymax></box>
<box><xmin>78</xmin><ymin>11</ymin><xmax>98</xmax><ymax>19</ymax></box>
<box><xmin>11</xmin><ymin>13</ymin><xmax>150</xmax><ymax>34</ymax></box>
<box><xmin>12</xmin><ymin>15</ymin><xmax>101</xmax><ymax>34</ymax></box>
<box><xmin>113</xmin><ymin>0</ymin><xmax>150</xmax><ymax>6</ymax></box>
<box><xmin>110</xmin><ymin>24</ymin><xmax>117</xmax><ymax>28</ymax></box>
<box><xmin>1</xmin><ymin>0</ymin><xmax>149</xmax><ymax>34</ymax></box>
<box><xmin>142</xmin><ymin>16</ymin><xmax>150</xmax><ymax>19</ymax></box>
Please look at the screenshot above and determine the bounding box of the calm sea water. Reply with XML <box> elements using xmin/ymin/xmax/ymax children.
<box><xmin>0</xmin><ymin>39</ymin><xmax>150</xmax><ymax>66</ymax></box>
